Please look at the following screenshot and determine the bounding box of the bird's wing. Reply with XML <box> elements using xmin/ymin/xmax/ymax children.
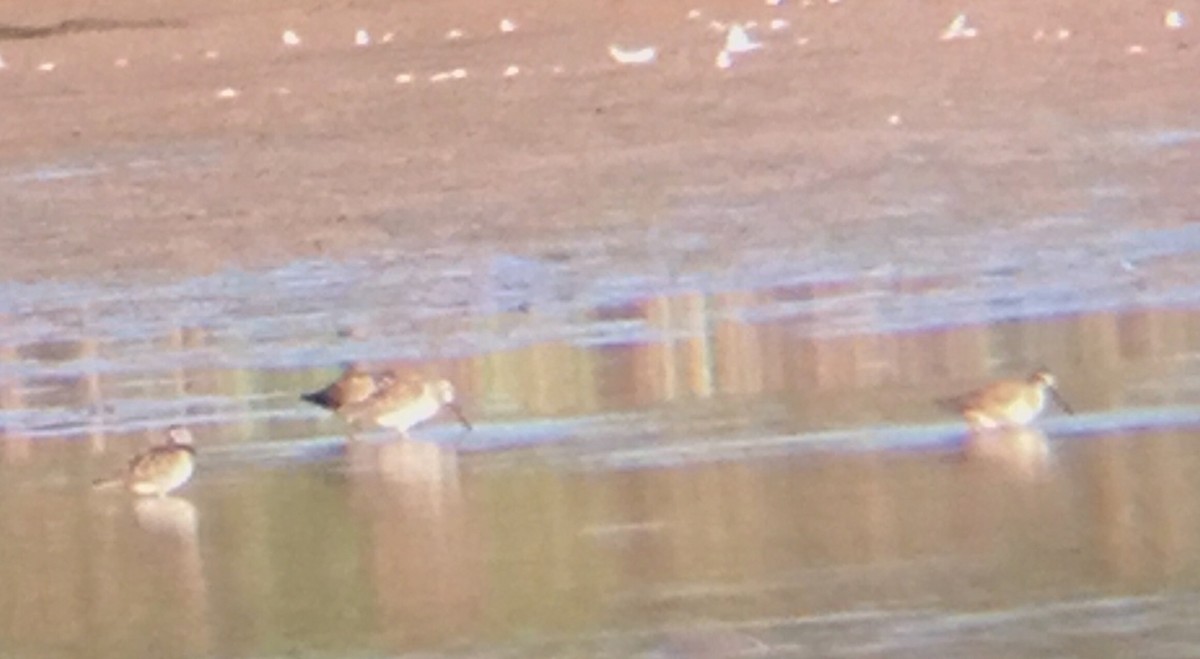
<box><xmin>340</xmin><ymin>372</ymin><xmax>426</xmax><ymax>422</ymax></box>
<box><xmin>302</xmin><ymin>366</ymin><xmax>385</xmax><ymax>409</ymax></box>
<box><xmin>128</xmin><ymin>446</ymin><xmax>191</xmax><ymax>481</ymax></box>
<box><xmin>935</xmin><ymin>379</ymin><xmax>1021</xmax><ymax>413</ymax></box>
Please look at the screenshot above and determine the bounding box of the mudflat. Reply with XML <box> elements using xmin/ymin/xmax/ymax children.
<box><xmin>0</xmin><ymin>0</ymin><xmax>1195</xmax><ymax>282</ymax></box>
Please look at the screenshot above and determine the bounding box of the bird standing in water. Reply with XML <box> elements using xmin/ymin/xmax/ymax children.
<box><xmin>300</xmin><ymin>365</ymin><xmax>386</xmax><ymax>419</ymax></box>
<box><xmin>339</xmin><ymin>373</ymin><xmax>472</xmax><ymax>437</ymax></box>
<box><xmin>93</xmin><ymin>425</ymin><xmax>197</xmax><ymax>497</ymax></box>
<box><xmin>942</xmin><ymin>369</ymin><xmax>1074</xmax><ymax>430</ymax></box>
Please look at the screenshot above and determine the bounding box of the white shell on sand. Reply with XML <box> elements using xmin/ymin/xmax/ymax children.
<box><xmin>608</xmin><ymin>44</ymin><xmax>657</xmax><ymax>65</ymax></box>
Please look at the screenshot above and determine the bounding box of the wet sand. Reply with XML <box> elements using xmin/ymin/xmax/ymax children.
<box><xmin>0</xmin><ymin>0</ymin><xmax>1196</xmax><ymax>282</ymax></box>
<box><xmin>4</xmin><ymin>4</ymin><xmax>1200</xmax><ymax>656</ymax></box>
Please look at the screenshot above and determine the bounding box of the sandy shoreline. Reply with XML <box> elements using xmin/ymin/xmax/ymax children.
<box><xmin>0</xmin><ymin>0</ymin><xmax>1196</xmax><ymax>283</ymax></box>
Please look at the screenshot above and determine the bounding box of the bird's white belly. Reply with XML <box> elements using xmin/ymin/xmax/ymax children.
<box><xmin>375</xmin><ymin>397</ymin><xmax>440</xmax><ymax>432</ymax></box>
<box><xmin>130</xmin><ymin>460</ymin><xmax>195</xmax><ymax>496</ymax></box>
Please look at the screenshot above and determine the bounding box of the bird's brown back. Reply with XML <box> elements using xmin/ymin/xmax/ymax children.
<box><xmin>128</xmin><ymin>444</ymin><xmax>196</xmax><ymax>482</ymax></box>
<box><xmin>302</xmin><ymin>366</ymin><xmax>384</xmax><ymax>411</ymax></box>
<box><xmin>960</xmin><ymin>379</ymin><xmax>1031</xmax><ymax>410</ymax></box>
<box><xmin>339</xmin><ymin>372</ymin><xmax>428</xmax><ymax>423</ymax></box>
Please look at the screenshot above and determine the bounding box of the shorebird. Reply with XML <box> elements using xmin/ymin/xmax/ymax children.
<box><xmin>300</xmin><ymin>365</ymin><xmax>386</xmax><ymax>418</ymax></box>
<box><xmin>93</xmin><ymin>425</ymin><xmax>197</xmax><ymax>497</ymax></box>
<box><xmin>941</xmin><ymin>369</ymin><xmax>1074</xmax><ymax>430</ymax></box>
<box><xmin>338</xmin><ymin>373</ymin><xmax>472</xmax><ymax>437</ymax></box>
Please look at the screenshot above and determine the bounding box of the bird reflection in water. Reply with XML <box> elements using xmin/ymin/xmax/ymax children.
<box><xmin>130</xmin><ymin>494</ymin><xmax>212</xmax><ymax>656</ymax></box>
<box><xmin>963</xmin><ymin>427</ymin><xmax>1052</xmax><ymax>480</ymax></box>
<box><xmin>133</xmin><ymin>495</ymin><xmax>199</xmax><ymax>541</ymax></box>
<box><xmin>345</xmin><ymin>437</ymin><xmax>480</xmax><ymax>648</ymax></box>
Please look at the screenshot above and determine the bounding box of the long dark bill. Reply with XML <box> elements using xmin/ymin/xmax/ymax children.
<box><xmin>447</xmin><ymin>403</ymin><xmax>473</xmax><ymax>431</ymax></box>
<box><xmin>1049</xmin><ymin>387</ymin><xmax>1074</xmax><ymax>415</ymax></box>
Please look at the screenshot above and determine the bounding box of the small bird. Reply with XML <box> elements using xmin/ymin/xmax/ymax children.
<box><xmin>93</xmin><ymin>425</ymin><xmax>197</xmax><ymax>497</ymax></box>
<box><xmin>941</xmin><ymin>369</ymin><xmax>1074</xmax><ymax>430</ymax></box>
<box><xmin>339</xmin><ymin>373</ymin><xmax>472</xmax><ymax>437</ymax></box>
<box><xmin>300</xmin><ymin>365</ymin><xmax>385</xmax><ymax>417</ymax></box>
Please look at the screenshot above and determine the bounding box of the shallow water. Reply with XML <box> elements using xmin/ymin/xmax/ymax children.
<box><xmin>4</xmin><ymin>127</ymin><xmax>1200</xmax><ymax>658</ymax></box>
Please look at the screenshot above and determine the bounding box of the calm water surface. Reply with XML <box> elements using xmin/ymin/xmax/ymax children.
<box><xmin>3</xmin><ymin>135</ymin><xmax>1200</xmax><ymax>657</ymax></box>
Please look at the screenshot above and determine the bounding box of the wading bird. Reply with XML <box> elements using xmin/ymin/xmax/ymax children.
<box><xmin>941</xmin><ymin>369</ymin><xmax>1073</xmax><ymax>430</ymax></box>
<box><xmin>339</xmin><ymin>373</ymin><xmax>472</xmax><ymax>437</ymax></box>
<box><xmin>93</xmin><ymin>425</ymin><xmax>197</xmax><ymax>497</ymax></box>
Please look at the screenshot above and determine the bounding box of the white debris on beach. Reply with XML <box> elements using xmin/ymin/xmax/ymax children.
<box><xmin>500</xmin><ymin>19</ymin><xmax>517</xmax><ymax>33</ymax></box>
<box><xmin>355</xmin><ymin>29</ymin><xmax>370</xmax><ymax>46</ymax></box>
<box><xmin>216</xmin><ymin>87</ymin><xmax>239</xmax><ymax>98</ymax></box>
<box><xmin>1165</xmin><ymin>10</ymin><xmax>1185</xmax><ymax>29</ymax></box>
<box><xmin>503</xmin><ymin>65</ymin><xmax>521</xmax><ymax>77</ymax></box>
<box><xmin>282</xmin><ymin>30</ymin><xmax>301</xmax><ymax>46</ymax></box>
<box><xmin>724</xmin><ymin>24</ymin><xmax>762</xmax><ymax>54</ymax></box>
<box><xmin>608</xmin><ymin>44</ymin><xmax>657</xmax><ymax>65</ymax></box>
<box><xmin>939</xmin><ymin>13</ymin><xmax>978</xmax><ymax>41</ymax></box>
<box><xmin>37</xmin><ymin>62</ymin><xmax>56</xmax><ymax>72</ymax></box>
<box><xmin>446</xmin><ymin>29</ymin><xmax>464</xmax><ymax>40</ymax></box>
<box><xmin>429</xmin><ymin>68</ymin><xmax>467</xmax><ymax>82</ymax></box>
<box><xmin>395</xmin><ymin>73</ymin><xmax>413</xmax><ymax>84</ymax></box>
<box><xmin>715</xmin><ymin>23</ymin><xmax>762</xmax><ymax>69</ymax></box>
